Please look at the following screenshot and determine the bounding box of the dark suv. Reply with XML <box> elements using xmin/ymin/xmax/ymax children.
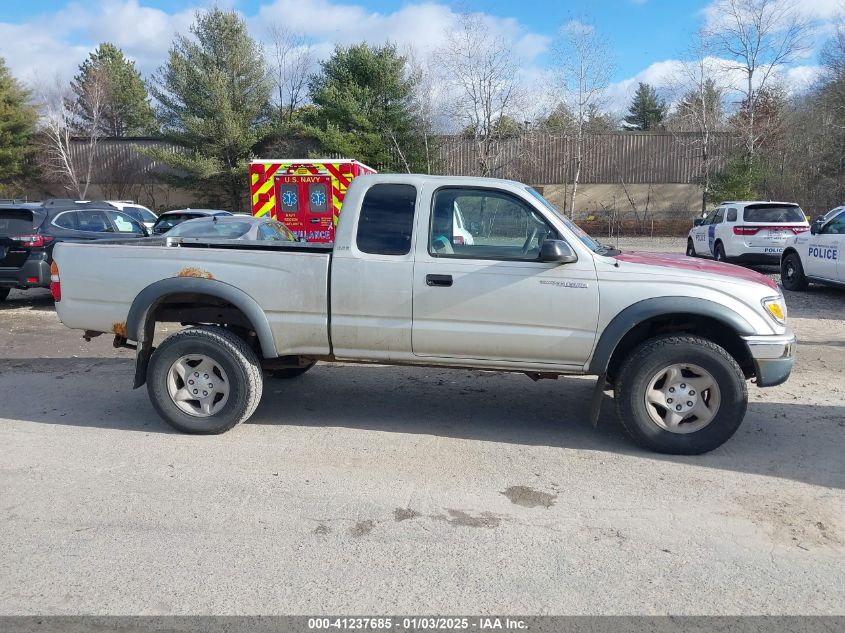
<box><xmin>0</xmin><ymin>201</ymin><xmax>148</xmax><ymax>301</ymax></box>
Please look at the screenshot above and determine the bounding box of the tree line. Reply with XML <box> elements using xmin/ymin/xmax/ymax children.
<box><xmin>0</xmin><ymin>1</ymin><xmax>843</xmax><ymax>215</ymax></box>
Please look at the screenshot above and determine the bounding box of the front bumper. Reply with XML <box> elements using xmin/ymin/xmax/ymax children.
<box><xmin>743</xmin><ymin>331</ymin><xmax>796</xmax><ymax>387</ymax></box>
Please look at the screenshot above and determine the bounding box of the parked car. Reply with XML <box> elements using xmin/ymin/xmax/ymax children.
<box><xmin>165</xmin><ymin>216</ymin><xmax>294</xmax><ymax>241</ymax></box>
<box><xmin>686</xmin><ymin>201</ymin><xmax>810</xmax><ymax>264</ymax></box>
<box><xmin>0</xmin><ymin>201</ymin><xmax>148</xmax><ymax>301</ymax></box>
<box><xmin>51</xmin><ymin>174</ymin><xmax>795</xmax><ymax>455</ymax></box>
<box><xmin>104</xmin><ymin>200</ymin><xmax>158</xmax><ymax>230</ymax></box>
<box><xmin>151</xmin><ymin>209</ymin><xmax>232</xmax><ymax>235</ymax></box>
<box><xmin>781</xmin><ymin>206</ymin><xmax>845</xmax><ymax>291</ymax></box>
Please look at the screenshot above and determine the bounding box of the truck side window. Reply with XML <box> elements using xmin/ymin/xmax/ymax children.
<box><xmin>356</xmin><ymin>184</ymin><xmax>417</xmax><ymax>256</ymax></box>
<box><xmin>430</xmin><ymin>188</ymin><xmax>556</xmax><ymax>260</ymax></box>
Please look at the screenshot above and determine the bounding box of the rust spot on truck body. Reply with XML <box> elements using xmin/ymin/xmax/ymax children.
<box><xmin>177</xmin><ymin>267</ymin><xmax>214</xmax><ymax>280</ymax></box>
<box><xmin>112</xmin><ymin>322</ymin><xmax>127</xmax><ymax>337</ymax></box>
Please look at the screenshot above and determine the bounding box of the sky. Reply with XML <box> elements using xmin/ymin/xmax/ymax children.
<box><xmin>0</xmin><ymin>0</ymin><xmax>841</xmax><ymax>117</ymax></box>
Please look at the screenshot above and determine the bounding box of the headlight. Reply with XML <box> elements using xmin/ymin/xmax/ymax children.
<box><xmin>762</xmin><ymin>296</ymin><xmax>787</xmax><ymax>325</ymax></box>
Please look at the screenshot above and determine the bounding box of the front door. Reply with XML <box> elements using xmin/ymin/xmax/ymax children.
<box><xmin>411</xmin><ymin>187</ymin><xmax>599</xmax><ymax>367</ymax></box>
<box><xmin>274</xmin><ymin>174</ymin><xmax>334</xmax><ymax>243</ymax></box>
<box><xmin>693</xmin><ymin>209</ymin><xmax>716</xmax><ymax>255</ymax></box>
<box><xmin>808</xmin><ymin>210</ymin><xmax>845</xmax><ymax>280</ymax></box>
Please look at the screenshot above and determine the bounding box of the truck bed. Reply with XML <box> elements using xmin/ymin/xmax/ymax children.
<box><xmin>53</xmin><ymin>238</ymin><xmax>333</xmax><ymax>358</ymax></box>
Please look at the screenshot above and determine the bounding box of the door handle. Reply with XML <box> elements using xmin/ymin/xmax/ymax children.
<box><xmin>426</xmin><ymin>274</ymin><xmax>453</xmax><ymax>287</ymax></box>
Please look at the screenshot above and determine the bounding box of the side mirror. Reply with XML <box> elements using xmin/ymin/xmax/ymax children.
<box><xmin>810</xmin><ymin>223</ymin><xmax>819</xmax><ymax>235</ymax></box>
<box><xmin>539</xmin><ymin>239</ymin><xmax>577</xmax><ymax>263</ymax></box>
<box><xmin>693</xmin><ymin>218</ymin><xmax>704</xmax><ymax>226</ymax></box>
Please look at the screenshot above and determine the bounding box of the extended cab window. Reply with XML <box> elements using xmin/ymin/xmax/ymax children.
<box><xmin>430</xmin><ymin>188</ymin><xmax>556</xmax><ymax>260</ymax></box>
<box><xmin>356</xmin><ymin>184</ymin><xmax>417</xmax><ymax>256</ymax></box>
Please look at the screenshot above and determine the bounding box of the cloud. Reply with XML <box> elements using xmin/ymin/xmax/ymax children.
<box><xmin>604</xmin><ymin>56</ymin><xmax>826</xmax><ymax>114</ymax></box>
<box><xmin>0</xmin><ymin>0</ymin><xmax>551</xmax><ymax>103</ymax></box>
<box><xmin>0</xmin><ymin>0</ymin><xmax>198</xmax><ymax>89</ymax></box>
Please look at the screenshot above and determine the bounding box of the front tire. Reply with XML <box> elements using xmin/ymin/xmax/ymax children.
<box><xmin>685</xmin><ymin>239</ymin><xmax>696</xmax><ymax>257</ymax></box>
<box><xmin>714</xmin><ymin>242</ymin><xmax>727</xmax><ymax>262</ymax></box>
<box><xmin>147</xmin><ymin>326</ymin><xmax>263</xmax><ymax>434</ymax></box>
<box><xmin>781</xmin><ymin>252</ymin><xmax>808</xmax><ymax>291</ymax></box>
<box><xmin>614</xmin><ymin>335</ymin><xmax>747</xmax><ymax>455</ymax></box>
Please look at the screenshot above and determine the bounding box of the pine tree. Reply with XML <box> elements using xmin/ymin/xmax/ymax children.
<box><xmin>307</xmin><ymin>43</ymin><xmax>429</xmax><ymax>172</ymax></box>
<box><xmin>0</xmin><ymin>58</ymin><xmax>37</xmax><ymax>187</ymax></box>
<box><xmin>69</xmin><ymin>43</ymin><xmax>156</xmax><ymax>137</ymax></box>
<box><xmin>624</xmin><ymin>82</ymin><xmax>667</xmax><ymax>131</ymax></box>
<box><xmin>149</xmin><ymin>8</ymin><xmax>271</xmax><ymax>211</ymax></box>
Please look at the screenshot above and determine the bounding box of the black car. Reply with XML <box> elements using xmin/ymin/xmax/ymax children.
<box><xmin>151</xmin><ymin>209</ymin><xmax>232</xmax><ymax>235</ymax></box>
<box><xmin>0</xmin><ymin>201</ymin><xmax>148</xmax><ymax>301</ymax></box>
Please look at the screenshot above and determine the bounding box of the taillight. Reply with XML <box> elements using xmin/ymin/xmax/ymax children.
<box><xmin>50</xmin><ymin>261</ymin><xmax>61</xmax><ymax>302</ymax></box>
<box><xmin>733</xmin><ymin>226</ymin><xmax>759</xmax><ymax>235</ymax></box>
<box><xmin>453</xmin><ymin>235</ymin><xmax>465</xmax><ymax>245</ymax></box>
<box><xmin>733</xmin><ymin>225</ymin><xmax>809</xmax><ymax>235</ymax></box>
<box><xmin>12</xmin><ymin>234</ymin><xmax>53</xmax><ymax>248</ymax></box>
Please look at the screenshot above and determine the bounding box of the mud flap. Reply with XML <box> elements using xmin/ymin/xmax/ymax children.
<box><xmin>589</xmin><ymin>374</ymin><xmax>610</xmax><ymax>427</ymax></box>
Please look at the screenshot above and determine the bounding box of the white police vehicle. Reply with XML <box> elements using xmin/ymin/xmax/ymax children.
<box><xmin>781</xmin><ymin>206</ymin><xmax>845</xmax><ymax>291</ymax></box>
<box><xmin>686</xmin><ymin>201</ymin><xmax>809</xmax><ymax>264</ymax></box>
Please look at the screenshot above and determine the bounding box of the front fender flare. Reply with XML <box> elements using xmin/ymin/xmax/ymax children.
<box><xmin>587</xmin><ymin>297</ymin><xmax>755</xmax><ymax>375</ymax></box>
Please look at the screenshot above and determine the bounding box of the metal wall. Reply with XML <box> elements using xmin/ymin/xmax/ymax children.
<box><xmin>64</xmin><ymin>133</ymin><xmax>738</xmax><ymax>185</ymax></box>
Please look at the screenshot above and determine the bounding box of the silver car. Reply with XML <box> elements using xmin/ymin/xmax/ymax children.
<box><xmin>164</xmin><ymin>215</ymin><xmax>295</xmax><ymax>241</ymax></box>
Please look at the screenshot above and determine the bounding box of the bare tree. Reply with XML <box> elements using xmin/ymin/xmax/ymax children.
<box><xmin>668</xmin><ymin>30</ymin><xmax>728</xmax><ymax>213</ymax></box>
<box><xmin>405</xmin><ymin>46</ymin><xmax>440</xmax><ymax>174</ymax></box>
<box><xmin>37</xmin><ymin>72</ymin><xmax>106</xmax><ymax>199</ymax></box>
<box><xmin>553</xmin><ymin>19</ymin><xmax>612</xmax><ymax>215</ymax></box>
<box><xmin>434</xmin><ymin>13</ymin><xmax>524</xmax><ymax>176</ymax></box>
<box><xmin>267</xmin><ymin>23</ymin><xmax>313</xmax><ymax>124</ymax></box>
<box><xmin>705</xmin><ymin>0</ymin><xmax>809</xmax><ymax>161</ymax></box>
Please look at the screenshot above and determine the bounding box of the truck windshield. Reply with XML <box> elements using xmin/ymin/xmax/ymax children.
<box><xmin>525</xmin><ymin>187</ymin><xmax>613</xmax><ymax>255</ymax></box>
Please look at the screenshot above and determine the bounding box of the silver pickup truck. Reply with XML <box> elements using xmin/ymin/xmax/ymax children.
<box><xmin>52</xmin><ymin>174</ymin><xmax>796</xmax><ymax>454</ymax></box>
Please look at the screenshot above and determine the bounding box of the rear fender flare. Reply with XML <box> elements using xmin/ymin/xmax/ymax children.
<box><xmin>126</xmin><ymin>277</ymin><xmax>276</xmax><ymax>388</ymax></box>
<box><xmin>587</xmin><ymin>297</ymin><xmax>755</xmax><ymax>375</ymax></box>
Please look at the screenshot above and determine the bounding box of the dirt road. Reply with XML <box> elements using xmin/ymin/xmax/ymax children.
<box><xmin>1</xmin><ymin>259</ymin><xmax>843</xmax><ymax>614</ymax></box>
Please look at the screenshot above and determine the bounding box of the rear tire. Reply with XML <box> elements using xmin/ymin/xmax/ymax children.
<box><xmin>146</xmin><ymin>326</ymin><xmax>263</xmax><ymax>434</ymax></box>
<box><xmin>268</xmin><ymin>361</ymin><xmax>315</xmax><ymax>379</ymax></box>
<box><xmin>685</xmin><ymin>239</ymin><xmax>696</xmax><ymax>257</ymax></box>
<box><xmin>781</xmin><ymin>252</ymin><xmax>808</xmax><ymax>291</ymax></box>
<box><xmin>714</xmin><ymin>242</ymin><xmax>727</xmax><ymax>262</ymax></box>
<box><xmin>0</xmin><ymin>288</ymin><xmax>9</xmax><ymax>302</ymax></box>
<box><xmin>614</xmin><ymin>335</ymin><xmax>747</xmax><ymax>455</ymax></box>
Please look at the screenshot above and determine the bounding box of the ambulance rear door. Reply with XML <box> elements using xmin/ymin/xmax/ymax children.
<box><xmin>274</xmin><ymin>173</ymin><xmax>334</xmax><ymax>243</ymax></box>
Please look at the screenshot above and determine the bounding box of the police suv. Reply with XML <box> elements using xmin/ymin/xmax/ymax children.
<box><xmin>686</xmin><ymin>201</ymin><xmax>809</xmax><ymax>264</ymax></box>
<box><xmin>780</xmin><ymin>206</ymin><xmax>845</xmax><ymax>291</ymax></box>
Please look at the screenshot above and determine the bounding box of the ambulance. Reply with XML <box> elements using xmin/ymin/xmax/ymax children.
<box><xmin>249</xmin><ymin>159</ymin><xmax>377</xmax><ymax>243</ymax></box>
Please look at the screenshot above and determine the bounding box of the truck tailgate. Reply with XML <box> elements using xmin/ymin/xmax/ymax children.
<box><xmin>53</xmin><ymin>241</ymin><xmax>332</xmax><ymax>357</ymax></box>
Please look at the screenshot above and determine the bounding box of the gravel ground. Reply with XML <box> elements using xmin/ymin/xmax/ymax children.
<box><xmin>1</xmin><ymin>245</ymin><xmax>844</xmax><ymax>615</ymax></box>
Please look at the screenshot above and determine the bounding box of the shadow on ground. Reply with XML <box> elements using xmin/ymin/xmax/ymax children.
<box><xmin>0</xmin><ymin>288</ymin><xmax>55</xmax><ymax>313</ymax></box>
<box><xmin>1</xmin><ymin>357</ymin><xmax>842</xmax><ymax>490</ymax></box>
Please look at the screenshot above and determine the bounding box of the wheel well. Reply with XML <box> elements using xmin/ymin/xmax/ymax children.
<box><xmin>782</xmin><ymin>247</ymin><xmax>798</xmax><ymax>259</ymax></box>
<box><xmin>605</xmin><ymin>313</ymin><xmax>755</xmax><ymax>384</ymax></box>
<box><xmin>147</xmin><ymin>292</ymin><xmax>258</xmax><ymax>344</ymax></box>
